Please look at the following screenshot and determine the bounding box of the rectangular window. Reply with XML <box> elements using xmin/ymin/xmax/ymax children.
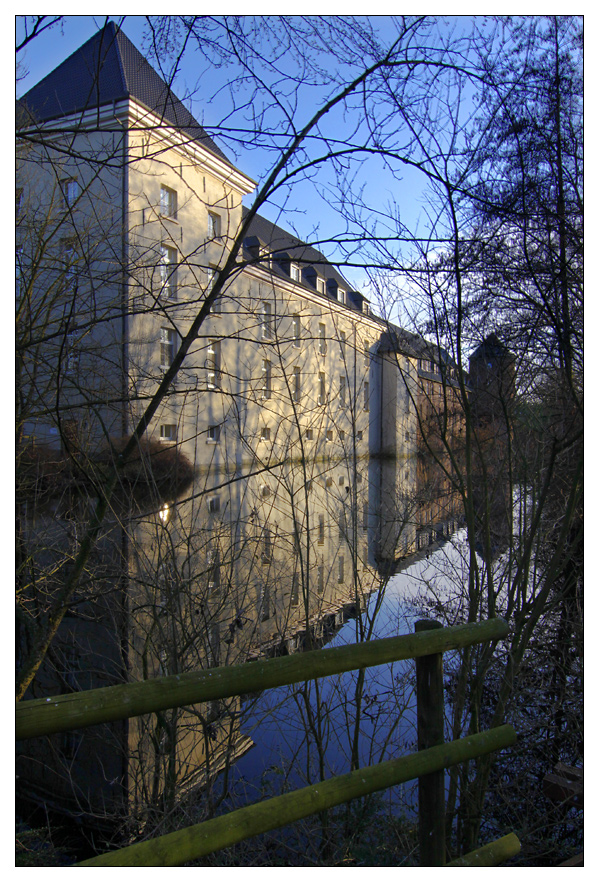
<box><xmin>207</xmin><ymin>266</ymin><xmax>220</xmax><ymax>312</ymax></box>
<box><xmin>65</xmin><ymin>333</ymin><xmax>79</xmax><ymax>374</ymax></box>
<box><xmin>262</xmin><ymin>528</ymin><xmax>272</xmax><ymax>563</ymax></box>
<box><xmin>160</xmin><ymin>185</ymin><xmax>177</xmax><ymax>218</ymax></box>
<box><xmin>207</xmin><ymin>339</ymin><xmax>221</xmax><ymax>388</ymax></box>
<box><xmin>339</xmin><ymin>375</ymin><xmax>346</xmax><ymax>407</ymax></box>
<box><xmin>357</xmin><ymin>430</ymin><xmax>363</xmax><ymax>441</ymax></box>
<box><xmin>160</xmin><ymin>245</ymin><xmax>177</xmax><ymax>299</ymax></box>
<box><xmin>291</xmin><ymin>573</ymin><xmax>299</xmax><ymax>607</ymax></box>
<box><xmin>338</xmin><ymin>289</ymin><xmax>345</xmax><ymax>305</ymax></box>
<box><xmin>318</xmin><ymin>372</ymin><xmax>326</xmax><ymax>405</ymax></box>
<box><xmin>316</xmin><ymin>278</ymin><xmax>325</xmax><ymax>295</ymax></box>
<box><xmin>326</xmin><ymin>429</ymin><xmax>333</xmax><ymax>442</ymax></box>
<box><xmin>159</xmin><ymin>424</ymin><xmax>177</xmax><ymax>442</ymax></box>
<box><xmin>160</xmin><ymin>327</ymin><xmax>176</xmax><ymax>367</ymax></box>
<box><xmin>363</xmin><ymin>502</ymin><xmax>368</xmax><ymax>531</ymax></box>
<box><xmin>318</xmin><ymin>515</ymin><xmax>325</xmax><ymax>545</ymax></box>
<box><xmin>62</xmin><ymin>178</ymin><xmax>79</xmax><ymax>207</ymax></box>
<box><xmin>292</xmin><ymin>313</ymin><xmax>301</xmax><ymax>347</ymax></box>
<box><xmin>364</xmin><ymin>381</ymin><xmax>370</xmax><ymax>411</ymax></box>
<box><xmin>208</xmin><ymin>211</ymin><xmax>221</xmax><ymax>238</ymax></box>
<box><xmin>207</xmin><ymin>547</ymin><xmax>220</xmax><ymax>590</ymax></box>
<box><xmin>319</xmin><ymin>323</ymin><xmax>327</xmax><ymax>356</ymax></box>
<box><xmin>260</xmin><ymin>426</ymin><xmax>271</xmax><ymax>441</ymax></box>
<box><xmin>338</xmin><ymin>511</ymin><xmax>346</xmax><ymax>540</ymax></box>
<box><xmin>262</xmin><ymin>301</ymin><xmax>273</xmax><ymax>339</ymax></box>
<box><xmin>293</xmin><ymin>366</ymin><xmax>301</xmax><ymax>403</ymax></box>
<box><xmin>207</xmin><ymin>424</ymin><xmax>220</xmax><ymax>443</ymax></box>
<box><xmin>62</xmin><ymin>239</ymin><xmax>77</xmax><ymax>292</ymax></box>
<box><xmin>338</xmin><ymin>555</ymin><xmax>345</xmax><ymax>584</ymax></box>
<box><xmin>260</xmin><ymin>585</ymin><xmax>271</xmax><ymax>621</ymax></box>
<box><xmin>262</xmin><ymin>359</ymin><xmax>272</xmax><ymax>399</ymax></box>
<box><xmin>339</xmin><ymin>330</ymin><xmax>346</xmax><ymax>356</ymax></box>
<box><xmin>208</xmin><ymin>496</ymin><xmax>220</xmax><ymax>513</ymax></box>
<box><xmin>305</xmin><ymin>428</ymin><xmax>313</xmax><ymax>441</ymax></box>
<box><xmin>339</xmin><ymin>430</ymin><xmax>345</xmax><ymax>442</ymax></box>
<box><xmin>317</xmin><ymin>564</ymin><xmax>324</xmax><ymax>594</ymax></box>
<box><xmin>290</xmin><ymin>263</ymin><xmax>301</xmax><ymax>282</ymax></box>
<box><xmin>364</xmin><ymin>340</ymin><xmax>370</xmax><ymax>367</ymax></box>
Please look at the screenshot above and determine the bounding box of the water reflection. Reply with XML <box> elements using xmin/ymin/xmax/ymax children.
<box><xmin>17</xmin><ymin>448</ymin><xmax>462</xmax><ymax>848</ymax></box>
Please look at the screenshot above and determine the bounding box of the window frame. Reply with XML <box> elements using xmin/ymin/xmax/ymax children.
<box><xmin>160</xmin><ymin>327</ymin><xmax>176</xmax><ymax>368</ymax></box>
<box><xmin>318</xmin><ymin>323</ymin><xmax>327</xmax><ymax>356</ymax></box>
<box><xmin>261</xmin><ymin>301</ymin><xmax>273</xmax><ymax>340</ymax></box>
<box><xmin>160</xmin><ymin>244</ymin><xmax>178</xmax><ymax>300</ymax></box>
<box><xmin>160</xmin><ymin>185</ymin><xmax>177</xmax><ymax>219</ymax></box>
<box><xmin>262</xmin><ymin>358</ymin><xmax>272</xmax><ymax>399</ymax></box>
<box><xmin>292</xmin><ymin>366</ymin><xmax>301</xmax><ymax>403</ymax></box>
<box><xmin>207</xmin><ymin>338</ymin><xmax>221</xmax><ymax>389</ymax></box>
<box><xmin>208</xmin><ymin>211</ymin><xmax>221</xmax><ymax>239</ymax></box>
<box><xmin>159</xmin><ymin>423</ymin><xmax>177</xmax><ymax>442</ymax></box>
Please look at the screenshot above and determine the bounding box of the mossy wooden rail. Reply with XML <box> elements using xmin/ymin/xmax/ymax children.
<box><xmin>16</xmin><ymin>617</ymin><xmax>521</xmax><ymax>866</ymax></box>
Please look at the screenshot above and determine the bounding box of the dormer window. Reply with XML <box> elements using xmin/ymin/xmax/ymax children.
<box><xmin>338</xmin><ymin>289</ymin><xmax>346</xmax><ymax>305</ymax></box>
<box><xmin>316</xmin><ymin>278</ymin><xmax>325</xmax><ymax>295</ymax></box>
<box><xmin>290</xmin><ymin>263</ymin><xmax>301</xmax><ymax>282</ymax></box>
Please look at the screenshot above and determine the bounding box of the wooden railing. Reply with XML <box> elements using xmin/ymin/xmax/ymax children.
<box><xmin>16</xmin><ymin>617</ymin><xmax>521</xmax><ymax>867</ymax></box>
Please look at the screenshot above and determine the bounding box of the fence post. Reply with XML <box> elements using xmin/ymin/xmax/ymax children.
<box><xmin>415</xmin><ymin>618</ymin><xmax>445</xmax><ymax>866</ymax></box>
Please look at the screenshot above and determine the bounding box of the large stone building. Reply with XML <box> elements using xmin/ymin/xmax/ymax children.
<box><xmin>16</xmin><ymin>23</ymin><xmax>462</xmax><ymax>837</ymax></box>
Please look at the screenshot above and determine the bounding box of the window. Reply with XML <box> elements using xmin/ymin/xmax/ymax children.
<box><xmin>261</xmin><ymin>302</ymin><xmax>273</xmax><ymax>340</ymax></box>
<box><xmin>318</xmin><ymin>372</ymin><xmax>326</xmax><ymax>405</ymax></box>
<box><xmin>339</xmin><ymin>430</ymin><xmax>345</xmax><ymax>442</ymax></box>
<box><xmin>292</xmin><ymin>313</ymin><xmax>301</xmax><ymax>347</ymax></box>
<box><xmin>207</xmin><ymin>424</ymin><xmax>220</xmax><ymax>443</ymax></box>
<box><xmin>290</xmin><ymin>263</ymin><xmax>301</xmax><ymax>282</ymax></box>
<box><xmin>208</xmin><ymin>496</ymin><xmax>220</xmax><ymax>513</ymax></box>
<box><xmin>260</xmin><ymin>585</ymin><xmax>271</xmax><ymax>621</ymax></box>
<box><xmin>357</xmin><ymin>430</ymin><xmax>363</xmax><ymax>441</ymax></box>
<box><xmin>208</xmin><ymin>211</ymin><xmax>221</xmax><ymax>238</ymax></box>
<box><xmin>364</xmin><ymin>381</ymin><xmax>370</xmax><ymax>411</ymax></box>
<box><xmin>338</xmin><ymin>289</ymin><xmax>345</xmax><ymax>305</ymax></box>
<box><xmin>160</xmin><ymin>185</ymin><xmax>177</xmax><ymax>218</ymax></box>
<box><xmin>260</xmin><ymin>426</ymin><xmax>271</xmax><ymax>441</ymax></box>
<box><xmin>363</xmin><ymin>502</ymin><xmax>368</xmax><ymax>531</ymax></box>
<box><xmin>262</xmin><ymin>528</ymin><xmax>272</xmax><ymax>563</ymax></box>
<box><xmin>291</xmin><ymin>573</ymin><xmax>299</xmax><ymax>606</ymax></box>
<box><xmin>293</xmin><ymin>366</ymin><xmax>301</xmax><ymax>403</ymax></box>
<box><xmin>160</xmin><ymin>245</ymin><xmax>177</xmax><ymax>299</ymax></box>
<box><xmin>160</xmin><ymin>327</ymin><xmax>176</xmax><ymax>367</ymax></box>
<box><xmin>318</xmin><ymin>323</ymin><xmax>327</xmax><ymax>355</ymax></box>
<box><xmin>339</xmin><ymin>375</ymin><xmax>346</xmax><ymax>407</ymax></box>
<box><xmin>62</xmin><ymin>239</ymin><xmax>77</xmax><ymax>292</ymax></box>
<box><xmin>318</xmin><ymin>515</ymin><xmax>325</xmax><ymax>545</ymax></box>
<box><xmin>338</xmin><ymin>555</ymin><xmax>345</xmax><ymax>584</ymax></box>
<box><xmin>207</xmin><ymin>266</ymin><xmax>220</xmax><ymax>312</ymax></box>
<box><xmin>305</xmin><ymin>428</ymin><xmax>313</xmax><ymax>441</ymax></box>
<box><xmin>339</xmin><ymin>331</ymin><xmax>346</xmax><ymax>356</ymax></box>
<box><xmin>207</xmin><ymin>339</ymin><xmax>221</xmax><ymax>388</ymax></box>
<box><xmin>316</xmin><ymin>278</ymin><xmax>325</xmax><ymax>295</ymax></box>
<box><xmin>317</xmin><ymin>564</ymin><xmax>324</xmax><ymax>594</ymax></box>
<box><xmin>338</xmin><ymin>511</ymin><xmax>346</xmax><ymax>540</ymax></box>
<box><xmin>62</xmin><ymin>177</ymin><xmax>79</xmax><ymax>207</ymax></box>
<box><xmin>262</xmin><ymin>359</ymin><xmax>272</xmax><ymax>399</ymax></box>
<box><xmin>207</xmin><ymin>547</ymin><xmax>220</xmax><ymax>590</ymax></box>
<box><xmin>65</xmin><ymin>333</ymin><xmax>79</xmax><ymax>374</ymax></box>
<box><xmin>364</xmin><ymin>340</ymin><xmax>370</xmax><ymax>367</ymax></box>
<box><xmin>260</xmin><ymin>483</ymin><xmax>271</xmax><ymax>499</ymax></box>
<box><xmin>326</xmin><ymin>477</ymin><xmax>333</xmax><ymax>487</ymax></box>
<box><xmin>326</xmin><ymin>430</ymin><xmax>333</xmax><ymax>442</ymax></box>
<box><xmin>160</xmin><ymin>424</ymin><xmax>177</xmax><ymax>442</ymax></box>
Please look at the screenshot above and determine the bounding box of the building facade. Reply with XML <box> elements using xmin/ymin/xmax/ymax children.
<box><xmin>16</xmin><ymin>23</ymin><xmax>462</xmax><ymax>834</ymax></box>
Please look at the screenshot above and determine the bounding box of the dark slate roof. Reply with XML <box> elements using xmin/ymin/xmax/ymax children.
<box><xmin>18</xmin><ymin>21</ymin><xmax>233</xmax><ymax>167</ymax></box>
<box><xmin>243</xmin><ymin>207</ymin><xmax>359</xmax><ymax>296</ymax></box>
<box><xmin>470</xmin><ymin>333</ymin><xmax>514</xmax><ymax>362</ymax></box>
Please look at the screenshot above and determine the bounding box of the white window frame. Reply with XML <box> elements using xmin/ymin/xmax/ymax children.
<box><xmin>290</xmin><ymin>263</ymin><xmax>301</xmax><ymax>282</ymax></box>
<box><xmin>260</xmin><ymin>426</ymin><xmax>271</xmax><ymax>441</ymax></box>
<box><xmin>159</xmin><ymin>423</ymin><xmax>177</xmax><ymax>442</ymax></box>
<box><xmin>160</xmin><ymin>185</ymin><xmax>177</xmax><ymax>219</ymax></box>
<box><xmin>261</xmin><ymin>301</ymin><xmax>273</xmax><ymax>340</ymax></box>
<box><xmin>292</xmin><ymin>313</ymin><xmax>301</xmax><ymax>347</ymax></box>
<box><xmin>318</xmin><ymin>323</ymin><xmax>327</xmax><ymax>356</ymax></box>
<box><xmin>293</xmin><ymin>366</ymin><xmax>301</xmax><ymax>403</ymax></box>
<box><xmin>318</xmin><ymin>372</ymin><xmax>326</xmax><ymax>405</ymax></box>
<box><xmin>207</xmin><ymin>424</ymin><xmax>220</xmax><ymax>443</ymax></box>
<box><xmin>262</xmin><ymin>359</ymin><xmax>272</xmax><ymax>399</ymax></box>
<box><xmin>208</xmin><ymin>211</ymin><xmax>221</xmax><ymax>239</ymax></box>
<box><xmin>160</xmin><ymin>244</ymin><xmax>178</xmax><ymax>300</ymax></box>
<box><xmin>160</xmin><ymin>327</ymin><xmax>176</xmax><ymax>368</ymax></box>
<box><xmin>62</xmin><ymin>177</ymin><xmax>80</xmax><ymax>207</ymax></box>
<box><xmin>207</xmin><ymin>339</ymin><xmax>221</xmax><ymax>389</ymax></box>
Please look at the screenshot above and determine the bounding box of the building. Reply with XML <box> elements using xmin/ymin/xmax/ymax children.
<box><xmin>16</xmin><ymin>22</ymin><xmax>460</xmax><ymax>838</ymax></box>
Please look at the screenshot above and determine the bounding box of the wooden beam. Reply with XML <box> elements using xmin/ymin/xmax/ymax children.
<box><xmin>76</xmin><ymin>725</ymin><xmax>517</xmax><ymax>867</ymax></box>
<box><xmin>16</xmin><ymin>618</ymin><xmax>509</xmax><ymax>740</ymax></box>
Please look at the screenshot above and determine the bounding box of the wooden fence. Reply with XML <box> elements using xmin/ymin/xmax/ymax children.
<box><xmin>16</xmin><ymin>617</ymin><xmax>520</xmax><ymax>867</ymax></box>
